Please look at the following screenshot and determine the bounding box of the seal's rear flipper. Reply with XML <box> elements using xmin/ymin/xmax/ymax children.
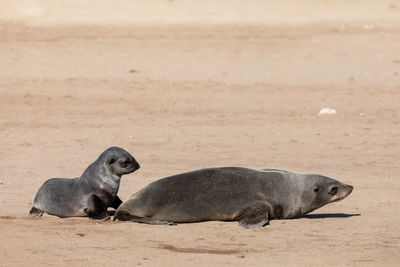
<box><xmin>29</xmin><ymin>207</ymin><xmax>44</xmax><ymax>217</ymax></box>
<box><xmin>114</xmin><ymin>211</ymin><xmax>176</xmax><ymax>226</ymax></box>
<box><xmin>85</xmin><ymin>194</ymin><xmax>110</xmax><ymax>221</ymax></box>
<box><xmin>236</xmin><ymin>208</ymin><xmax>270</xmax><ymax>229</ymax></box>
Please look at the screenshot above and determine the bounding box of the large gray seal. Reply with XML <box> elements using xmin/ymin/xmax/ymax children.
<box><xmin>29</xmin><ymin>146</ymin><xmax>140</xmax><ymax>221</ymax></box>
<box><xmin>114</xmin><ymin>167</ymin><xmax>353</xmax><ymax>228</ymax></box>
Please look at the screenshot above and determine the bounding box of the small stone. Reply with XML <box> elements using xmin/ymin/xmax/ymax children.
<box><xmin>318</xmin><ymin>108</ymin><xmax>337</xmax><ymax>116</ymax></box>
<box><xmin>363</xmin><ymin>23</ymin><xmax>376</xmax><ymax>30</ymax></box>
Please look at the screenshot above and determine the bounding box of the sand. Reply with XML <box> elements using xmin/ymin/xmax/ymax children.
<box><xmin>0</xmin><ymin>1</ymin><xmax>399</xmax><ymax>266</ymax></box>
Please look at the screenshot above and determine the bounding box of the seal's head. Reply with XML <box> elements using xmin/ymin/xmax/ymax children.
<box><xmin>299</xmin><ymin>174</ymin><xmax>353</xmax><ymax>216</ymax></box>
<box><xmin>100</xmin><ymin>146</ymin><xmax>140</xmax><ymax>176</ymax></box>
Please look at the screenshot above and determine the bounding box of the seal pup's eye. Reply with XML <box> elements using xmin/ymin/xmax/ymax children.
<box><xmin>119</xmin><ymin>160</ymin><xmax>130</xmax><ymax>168</ymax></box>
<box><xmin>328</xmin><ymin>186</ymin><xmax>338</xmax><ymax>195</ymax></box>
<box><xmin>313</xmin><ymin>188</ymin><xmax>320</xmax><ymax>192</ymax></box>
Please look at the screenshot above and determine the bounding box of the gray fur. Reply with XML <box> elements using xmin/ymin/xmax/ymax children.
<box><xmin>29</xmin><ymin>146</ymin><xmax>140</xmax><ymax>220</ymax></box>
<box><xmin>114</xmin><ymin>167</ymin><xmax>353</xmax><ymax>228</ymax></box>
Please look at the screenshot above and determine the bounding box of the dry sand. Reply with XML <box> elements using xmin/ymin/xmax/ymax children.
<box><xmin>0</xmin><ymin>1</ymin><xmax>399</xmax><ymax>266</ymax></box>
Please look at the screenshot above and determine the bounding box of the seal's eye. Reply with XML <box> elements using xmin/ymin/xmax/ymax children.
<box><xmin>329</xmin><ymin>186</ymin><xmax>338</xmax><ymax>195</ymax></box>
<box><xmin>120</xmin><ymin>160</ymin><xmax>130</xmax><ymax>168</ymax></box>
<box><xmin>313</xmin><ymin>188</ymin><xmax>320</xmax><ymax>192</ymax></box>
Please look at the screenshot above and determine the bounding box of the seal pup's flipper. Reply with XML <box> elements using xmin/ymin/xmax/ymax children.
<box><xmin>113</xmin><ymin>211</ymin><xmax>176</xmax><ymax>226</ymax></box>
<box><xmin>85</xmin><ymin>194</ymin><xmax>110</xmax><ymax>221</ymax></box>
<box><xmin>236</xmin><ymin>207</ymin><xmax>270</xmax><ymax>229</ymax></box>
<box><xmin>110</xmin><ymin>195</ymin><xmax>123</xmax><ymax>209</ymax></box>
<box><xmin>29</xmin><ymin>207</ymin><xmax>44</xmax><ymax>217</ymax></box>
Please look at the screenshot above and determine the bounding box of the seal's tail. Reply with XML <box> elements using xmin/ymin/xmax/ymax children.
<box><xmin>112</xmin><ymin>211</ymin><xmax>119</xmax><ymax>221</ymax></box>
<box><xmin>29</xmin><ymin>207</ymin><xmax>44</xmax><ymax>217</ymax></box>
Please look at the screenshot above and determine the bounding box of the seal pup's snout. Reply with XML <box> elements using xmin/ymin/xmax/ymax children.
<box><xmin>134</xmin><ymin>161</ymin><xmax>140</xmax><ymax>170</ymax></box>
<box><xmin>128</xmin><ymin>160</ymin><xmax>140</xmax><ymax>173</ymax></box>
<box><xmin>121</xmin><ymin>156</ymin><xmax>140</xmax><ymax>174</ymax></box>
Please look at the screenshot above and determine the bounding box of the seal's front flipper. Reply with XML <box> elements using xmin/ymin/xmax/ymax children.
<box><xmin>236</xmin><ymin>208</ymin><xmax>270</xmax><ymax>229</ymax></box>
<box><xmin>29</xmin><ymin>207</ymin><xmax>44</xmax><ymax>217</ymax></box>
<box><xmin>110</xmin><ymin>195</ymin><xmax>123</xmax><ymax>209</ymax></box>
<box><xmin>238</xmin><ymin>216</ymin><xmax>269</xmax><ymax>229</ymax></box>
<box><xmin>85</xmin><ymin>194</ymin><xmax>110</xmax><ymax>221</ymax></box>
<box><xmin>114</xmin><ymin>211</ymin><xmax>176</xmax><ymax>226</ymax></box>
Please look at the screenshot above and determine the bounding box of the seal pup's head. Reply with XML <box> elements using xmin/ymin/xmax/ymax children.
<box><xmin>99</xmin><ymin>146</ymin><xmax>140</xmax><ymax>176</ymax></box>
<box><xmin>298</xmin><ymin>174</ymin><xmax>353</xmax><ymax>216</ymax></box>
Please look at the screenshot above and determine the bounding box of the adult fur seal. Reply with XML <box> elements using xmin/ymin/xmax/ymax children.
<box><xmin>29</xmin><ymin>146</ymin><xmax>140</xmax><ymax>221</ymax></box>
<box><xmin>114</xmin><ymin>167</ymin><xmax>353</xmax><ymax>228</ymax></box>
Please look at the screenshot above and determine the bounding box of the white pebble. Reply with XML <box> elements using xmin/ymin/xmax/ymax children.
<box><xmin>318</xmin><ymin>108</ymin><xmax>337</xmax><ymax>116</ymax></box>
<box><xmin>363</xmin><ymin>23</ymin><xmax>376</xmax><ymax>30</ymax></box>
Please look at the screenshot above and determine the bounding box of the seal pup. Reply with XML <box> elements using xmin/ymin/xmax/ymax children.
<box><xmin>114</xmin><ymin>167</ymin><xmax>353</xmax><ymax>228</ymax></box>
<box><xmin>29</xmin><ymin>146</ymin><xmax>140</xmax><ymax>221</ymax></box>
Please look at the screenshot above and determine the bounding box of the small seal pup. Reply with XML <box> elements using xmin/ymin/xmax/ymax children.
<box><xmin>29</xmin><ymin>146</ymin><xmax>140</xmax><ymax>221</ymax></box>
<box><xmin>114</xmin><ymin>167</ymin><xmax>353</xmax><ymax>228</ymax></box>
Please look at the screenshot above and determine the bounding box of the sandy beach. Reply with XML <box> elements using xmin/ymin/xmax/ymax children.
<box><xmin>0</xmin><ymin>1</ymin><xmax>399</xmax><ymax>266</ymax></box>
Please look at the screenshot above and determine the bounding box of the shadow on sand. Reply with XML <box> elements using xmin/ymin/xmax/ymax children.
<box><xmin>304</xmin><ymin>213</ymin><xmax>361</xmax><ymax>219</ymax></box>
<box><xmin>108</xmin><ymin>210</ymin><xmax>116</xmax><ymax>216</ymax></box>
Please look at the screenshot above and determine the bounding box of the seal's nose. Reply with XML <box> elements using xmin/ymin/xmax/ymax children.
<box><xmin>346</xmin><ymin>184</ymin><xmax>354</xmax><ymax>193</ymax></box>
